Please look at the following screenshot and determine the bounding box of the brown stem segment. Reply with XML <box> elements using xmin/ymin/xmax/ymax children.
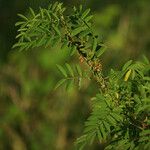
<box><xmin>60</xmin><ymin>14</ymin><xmax>107</xmax><ymax>91</ymax></box>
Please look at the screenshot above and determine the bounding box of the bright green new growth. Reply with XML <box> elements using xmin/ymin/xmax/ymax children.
<box><xmin>14</xmin><ymin>2</ymin><xmax>150</xmax><ymax>150</ymax></box>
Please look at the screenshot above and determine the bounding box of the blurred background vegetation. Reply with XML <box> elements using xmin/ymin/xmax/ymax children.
<box><xmin>0</xmin><ymin>0</ymin><xmax>149</xmax><ymax>150</ymax></box>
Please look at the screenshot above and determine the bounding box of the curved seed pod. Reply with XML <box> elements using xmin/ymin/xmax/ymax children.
<box><xmin>124</xmin><ymin>69</ymin><xmax>132</xmax><ymax>81</ymax></box>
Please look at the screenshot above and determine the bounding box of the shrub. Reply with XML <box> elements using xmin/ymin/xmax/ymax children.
<box><xmin>13</xmin><ymin>2</ymin><xmax>150</xmax><ymax>150</ymax></box>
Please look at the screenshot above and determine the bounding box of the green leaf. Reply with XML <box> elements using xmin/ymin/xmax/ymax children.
<box><xmin>82</xmin><ymin>9</ymin><xmax>90</xmax><ymax>19</ymax></box>
<box><xmin>143</xmin><ymin>77</ymin><xmax>150</xmax><ymax>81</ymax></box>
<box><xmin>135</xmin><ymin>69</ymin><xmax>144</xmax><ymax>78</ymax></box>
<box><xmin>142</xmin><ymin>55</ymin><xmax>149</xmax><ymax>64</ymax></box>
<box><xmin>61</xmin><ymin>41</ymin><xmax>69</xmax><ymax>50</ymax></box>
<box><xmin>55</xmin><ymin>79</ymin><xmax>66</xmax><ymax>89</ymax></box>
<box><xmin>79</xmin><ymin>5</ymin><xmax>83</xmax><ymax>12</ymax></box>
<box><xmin>19</xmin><ymin>44</ymin><xmax>28</xmax><ymax>51</ymax></box>
<box><xmin>15</xmin><ymin>32</ymin><xmax>25</xmax><ymax>39</ymax></box>
<box><xmin>103</xmin><ymin>121</ymin><xmax>110</xmax><ymax>132</ymax></box>
<box><xmin>122</xmin><ymin>60</ymin><xmax>133</xmax><ymax>71</ymax></box>
<box><xmin>110</xmin><ymin>113</ymin><xmax>123</xmax><ymax>122</ymax></box>
<box><xmin>139</xmin><ymin>136</ymin><xmax>150</xmax><ymax>142</ymax></box>
<box><xmin>56</xmin><ymin>64</ymin><xmax>68</xmax><ymax>77</ymax></box>
<box><xmin>52</xmin><ymin>25</ymin><xmax>61</xmax><ymax>36</ymax></box>
<box><xmin>29</xmin><ymin>7</ymin><xmax>36</xmax><ymax>17</ymax></box>
<box><xmin>45</xmin><ymin>36</ymin><xmax>53</xmax><ymax>48</ymax></box>
<box><xmin>71</xmin><ymin>27</ymin><xmax>87</xmax><ymax>36</ymax></box>
<box><xmin>45</xmin><ymin>9</ymin><xmax>51</xmax><ymax>20</ymax></box>
<box><xmin>131</xmin><ymin>70</ymin><xmax>136</xmax><ymax>79</ymax></box>
<box><xmin>56</xmin><ymin>3</ymin><xmax>63</xmax><ymax>12</ymax></box>
<box><xmin>129</xmin><ymin>142</ymin><xmax>135</xmax><ymax>150</ymax></box>
<box><xmin>89</xmin><ymin>133</ymin><xmax>96</xmax><ymax>145</ymax></box>
<box><xmin>70</xmin><ymin>45</ymin><xmax>76</xmax><ymax>56</ymax></box>
<box><xmin>12</xmin><ymin>42</ymin><xmax>26</xmax><ymax>49</ymax></box>
<box><xmin>107</xmin><ymin>115</ymin><xmax>116</xmax><ymax>126</ymax></box>
<box><xmin>52</xmin><ymin>2</ymin><xmax>59</xmax><ymax>11</ymax></box>
<box><xmin>96</xmin><ymin>45</ymin><xmax>107</xmax><ymax>57</ymax></box>
<box><xmin>140</xmin><ymin>130</ymin><xmax>150</xmax><ymax>136</ymax></box>
<box><xmin>76</xmin><ymin>65</ymin><xmax>82</xmax><ymax>77</ymax></box>
<box><xmin>97</xmin><ymin>129</ymin><xmax>103</xmax><ymax>142</ymax></box>
<box><xmin>40</xmin><ymin>8</ymin><xmax>44</xmax><ymax>18</ymax></box>
<box><xmin>18</xmin><ymin>28</ymin><xmax>27</xmax><ymax>32</ymax></box>
<box><xmin>79</xmin><ymin>29</ymin><xmax>90</xmax><ymax>37</ymax></box>
<box><xmin>66</xmin><ymin>79</ymin><xmax>74</xmax><ymax>91</ymax></box>
<box><xmin>92</xmin><ymin>38</ymin><xmax>97</xmax><ymax>51</ymax></box>
<box><xmin>37</xmin><ymin>34</ymin><xmax>47</xmax><ymax>47</ymax></box>
<box><xmin>65</xmin><ymin>63</ymin><xmax>74</xmax><ymax>77</ymax></box>
<box><xmin>51</xmin><ymin>36</ymin><xmax>61</xmax><ymax>47</ymax></box>
<box><xmin>85</xmin><ymin>15</ymin><xmax>93</xmax><ymax>22</ymax></box>
<box><xmin>99</xmin><ymin>123</ymin><xmax>106</xmax><ymax>140</ymax></box>
<box><xmin>18</xmin><ymin>14</ymin><xmax>28</xmax><ymax>21</ymax></box>
<box><xmin>15</xmin><ymin>21</ymin><xmax>26</xmax><ymax>26</ymax></box>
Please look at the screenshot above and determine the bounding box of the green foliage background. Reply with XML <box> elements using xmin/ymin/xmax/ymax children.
<box><xmin>0</xmin><ymin>0</ymin><xmax>150</xmax><ymax>150</ymax></box>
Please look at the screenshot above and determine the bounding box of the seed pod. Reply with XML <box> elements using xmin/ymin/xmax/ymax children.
<box><xmin>124</xmin><ymin>69</ymin><xmax>132</xmax><ymax>81</ymax></box>
<box><xmin>115</xmin><ymin>92</ymin><xmax>119</xmax><ymax>99</ymax></box>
